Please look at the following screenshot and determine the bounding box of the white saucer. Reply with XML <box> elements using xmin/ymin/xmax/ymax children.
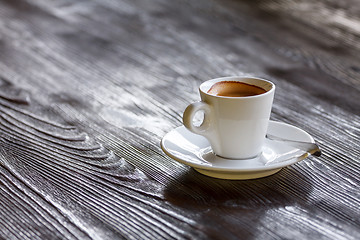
<box><xmin>161</xmin><ymin>121</ymin><xmax>315</xmax><ymax>180</ymax></box>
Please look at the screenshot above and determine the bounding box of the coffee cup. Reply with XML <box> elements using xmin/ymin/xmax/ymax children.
<box><xmin>183</xmin><ymin>76</ymin><xmax>275</xmax><ymax>159</ymax></box>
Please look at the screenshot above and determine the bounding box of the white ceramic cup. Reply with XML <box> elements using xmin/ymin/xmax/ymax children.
<box><xmin>183</xmin><ymin>76</ymin><xmax>275</xmax><ymax>159</ymax></box>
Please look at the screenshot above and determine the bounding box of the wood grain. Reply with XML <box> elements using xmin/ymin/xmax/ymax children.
<box><xmin>0</xmin><ymin>0</ymin><xmax>359</xmax><ymax>239</ymax></box>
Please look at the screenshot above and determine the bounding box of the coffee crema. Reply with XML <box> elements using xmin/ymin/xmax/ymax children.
<box><xmin>207</xmin><ymin>81</ymin><xmax>267</xmax><ymax>97</ymax></box>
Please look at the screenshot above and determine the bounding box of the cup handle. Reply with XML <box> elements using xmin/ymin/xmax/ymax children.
<box><xmin>183</xmin><ymin>101</ymin><xmax>212</xmax><ymax>135</ymax></box>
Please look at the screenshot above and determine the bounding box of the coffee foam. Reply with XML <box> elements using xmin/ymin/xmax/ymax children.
<box><xmin>207</xmin><ymin>81</ymin><xmax>267</xmax><ymax>97</ymax></box>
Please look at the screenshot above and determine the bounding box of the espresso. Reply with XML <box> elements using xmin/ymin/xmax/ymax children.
<box><xmin>207</xmin><ymin>81</ymin><xmax>266</xmax><ymax>97</ymax></box>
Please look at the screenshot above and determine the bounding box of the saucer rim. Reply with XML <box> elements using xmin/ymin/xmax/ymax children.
<box><xmin>160</xmin><ymin>121</ymin><xmax>314</xmax><ymax>173</ymax></box>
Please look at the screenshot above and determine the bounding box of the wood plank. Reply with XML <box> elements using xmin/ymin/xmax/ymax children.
<box><xmin>0</xmin><ymin>0</ymin><xmax>359</xmax><ymax>239</ymax></box>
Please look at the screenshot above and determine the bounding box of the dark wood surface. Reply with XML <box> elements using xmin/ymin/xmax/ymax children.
<box><xmin>0</xmin><ymin>0</ymin><xmax>359</xmax><ymax>239</ymax></box>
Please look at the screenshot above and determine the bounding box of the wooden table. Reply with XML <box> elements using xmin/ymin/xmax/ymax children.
<box><xmin>0</xmin><ymin>0</ymin><xmax>359</xmax><ymax>239</ymax></box>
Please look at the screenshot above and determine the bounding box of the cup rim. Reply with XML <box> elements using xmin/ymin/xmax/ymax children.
<box><xmin>200</xmin><ymin>76</ymin><xmax>275</xmax><ymax>99</ymax></box>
